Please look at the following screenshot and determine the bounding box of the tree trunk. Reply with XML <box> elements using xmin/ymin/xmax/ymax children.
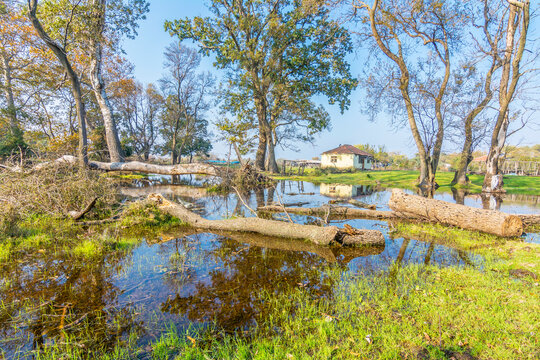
<box><xmin>254</xmin><ymin>97</ymin><xmax>268</xmax><ymax>171</ymax></box>
<box><xmin>147</xmin><ymin>194</ymin><xmax>385</xmax><ymax>246</ymax></box>
<box><xmin>232</xmin><ymin>142</ymin><xmax>245</xmax><ymax>165</ymax></box>
<box><xmin>31</xmin><ymin>155</ymin><xmax>220</xmax><ymax>176</ymax></box>
<box><xmin>258</xmin><ymin>205</ymin><xmax>399</xmax><ymax>221</ymax></box>
<box><xmin>89</xmin><ymin>50</ymin><xmax>124</xmax><ymax>160</ymax></box>
<box><xmin>265</xmin><ymin>130</ymin><xmax>279</xmax><ymax>173</ymax></box>
<box><xmin>1</xmin><ymin>55</ymin><xmax>18</xmax><ymax>133</ymax></box>
<box><xmin>388</xmin><ymin>189</ymin><xmax>522</xmax><ymax>237</ymax></box>
<box><xmin>483</xmin><ymin>1</ymin><xmax>530</xmax><ymax>193</ymax></box>
<box><xmin>483</xmin><ymin>111</ymin><xmax>509</xmax><ymax>193</ymax></box>
<box><xmin>28</xmin><ymin>0</ymin><xmax>88</xmax><ymax>167</ymax></box>
<box><xmin>120</xmin><ymin>185</ymin><xmax>208</xmax><ymax>199</ymax></box>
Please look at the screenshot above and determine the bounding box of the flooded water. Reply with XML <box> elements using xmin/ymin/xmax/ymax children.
<box><xmin>1</xmin><ymin>178</ymin><xmax>538</xmax><ymax>358</ymax></box>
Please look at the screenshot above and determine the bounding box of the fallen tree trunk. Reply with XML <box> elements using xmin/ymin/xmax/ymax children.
<box><xmin>71</xmin><ymin>155</ymin><xmax>219</xmax><ymax>176</ymax></box>
<box><xmin>153</xmin><ymin>228</ymin><xmax>385</xmax><ymax>265</ymax></box>
<box><xmin>258</xmin><ymin>205</ymin><xmax>400</xmax><ymax>221</ymax></box>
<box><xmin>147</xmin><ymin>193</ymin><xmax>385</xmax><ymax>246</ymax></box>
<box><xmin>519</xmin><ymin>214</ymin><xmax>540</xmax><ymax>227</ymax></box>
<box><xmin>389</xmin><ymin>189</ymin><xmax>523</xmax><ymax>237</ymax></box>
<box><xmin>120</xmin><ymin>185</ymin><xmax>209</xmax><ymax>199</ymax></box>
<box><xmin>328</xmin><ymin>199</ymin><xmax>376</xmax><ymax>210</ymax></box>
<box><xmin>0</xmin><ymin>155</ymin><xmax>220</xmax><ymax>176</ymax></box>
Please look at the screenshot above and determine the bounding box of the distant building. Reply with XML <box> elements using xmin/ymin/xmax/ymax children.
<box><xmin>321</xmin><ymin>144</ymin><xmax>374</xmax><ymax>170</ymax></box>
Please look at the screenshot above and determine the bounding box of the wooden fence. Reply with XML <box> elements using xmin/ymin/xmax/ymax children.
<box><xmin>475</xmin><ymin>160</ymin><xmax>540</xmax><ymax>176</ymax></box>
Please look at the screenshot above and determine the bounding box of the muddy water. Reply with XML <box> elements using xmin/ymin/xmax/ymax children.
<box><xmin>1</xmin><ymin>179</ymin><xmax>538</xmax><ymax>358</ymax></box>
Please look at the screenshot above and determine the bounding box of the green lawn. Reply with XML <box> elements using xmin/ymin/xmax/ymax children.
<box><xmin>273</xmin><ymin>169</ymin><xmax>540</xmax><ymax>195</ymax></box>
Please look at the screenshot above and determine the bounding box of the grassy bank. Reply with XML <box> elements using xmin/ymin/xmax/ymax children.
<box><xmin>272</xmin><ymin>169</ymin><xmax>540</xmax><ymax>195</ymax></box>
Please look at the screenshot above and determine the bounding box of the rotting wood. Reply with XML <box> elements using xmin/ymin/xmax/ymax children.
<box><xmin>389</xmin><ymin>189</ymin><xmax>523</xmax><ymax>237</ymax></box>
<box><xmin>146</xmin><ymin>193</ymin><xmax>385</xmax><ymax>246</ymax></box>
<box><xmin>258</xmin><ymin>204</ymin><xmax>400</xmax><ymax>221</ymax></box>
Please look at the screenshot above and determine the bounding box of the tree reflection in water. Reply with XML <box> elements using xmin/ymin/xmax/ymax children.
<box><xmin>0</xmin><ymin>250</ymin><xmax>143</xmax><ymax>356</ymax></box>
<box><xmin>160</xmin><ymin>235</ymin><xmax>335</xmax><ymax>331</ymax></box>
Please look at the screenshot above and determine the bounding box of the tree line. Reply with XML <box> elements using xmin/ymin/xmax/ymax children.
<box><xmin>0</xmin><ymin>0</ymin><xmax>536</xmax><ymax>194</ymax></box>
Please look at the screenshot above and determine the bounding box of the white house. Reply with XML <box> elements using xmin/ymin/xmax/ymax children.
<box><xmin>321</xmin><ymin>144</ymin><xmax>374</xmax><ymax>170</ymax></box>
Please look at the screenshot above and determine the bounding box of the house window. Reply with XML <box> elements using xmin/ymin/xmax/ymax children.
<box><xmin>329</xmin><ymin>186</ymin><xmax>336</xmax><ymax>193</ymax></box>
<box><xmin>330</xmin><ymin>156</ymin><xmax>338</xmax><ymax>163</ymax></box>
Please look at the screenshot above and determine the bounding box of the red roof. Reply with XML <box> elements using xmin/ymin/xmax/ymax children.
<box><xmin>322</xmin><ymin>144</ymin><xmax>374</xmax><ymax>157</ymax></box>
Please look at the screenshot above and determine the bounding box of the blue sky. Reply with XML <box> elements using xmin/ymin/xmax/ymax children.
<box><xmin>122</xmin><ymin>1</ymin><xmax>540</xmax><ymax>160</ymax></box>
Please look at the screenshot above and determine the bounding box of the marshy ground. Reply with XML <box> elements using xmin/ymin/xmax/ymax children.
<box><xmin>0</xmin><ymin>172</ymin><xmax>538</xmax><ymax>359</ymax></box>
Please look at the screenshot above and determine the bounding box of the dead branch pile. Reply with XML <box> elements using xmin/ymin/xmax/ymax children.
<box><xmin>217</xmin><ymin>163</ymin><xmax>275</xmax><ymax>192</ymax></box>
<box><xmin>0</xmin><ymin>162</ymin><xmax>117</xmax><ymax>221</ymax></box>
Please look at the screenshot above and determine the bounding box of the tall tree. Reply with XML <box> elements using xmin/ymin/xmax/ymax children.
<box><xmin>358</xmin><ymin>0</ymin><xmax>465</xmax><ymax>187</ymax></box>
<box><xmin>159</xmin><ymin>43</ymin><xmax>214</xmax><ymax>165</ymax></box>
<box><xmin>27</xmin><ymin>0</ymin><xmax>88</xmax><ymax>166</ymax></box>
<box><xmin>112</xmin><ymin>80</ymin><xmax>162</xmax><ymax>161</ymax></box>
<box><xmin>166</xmin><ymin>0</ymin><xmax>357</xmax><ymax>173</ymax></box>
<box><xmin>483</xmin><ymin>0</ymin><xmax>531</xmax><ymax>193</ymax></box>
<box><xmin>87</xmin><ymin>0</ymin><xmax>148</xmax><ymax>162</ymax></box>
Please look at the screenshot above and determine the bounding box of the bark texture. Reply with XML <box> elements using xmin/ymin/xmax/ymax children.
<box><xmin>147</xmin><ymin>193</ymin><xmax>385</xmax><ymax>246</ymax></box>
<box><xmin>389</xmin><ymin>189</ymin><xmax>523</xmax><ymax>237</ymax></box>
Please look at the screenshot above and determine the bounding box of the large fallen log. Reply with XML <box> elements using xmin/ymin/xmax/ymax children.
<box><xmin>146</xmin><ymin>193</ymin><xmax>385</xmax><ymax>246</ymax></box>
<box><xmin>153</xmin><ymin>228</ymin><xmax>385</xmax><ymax>265</ymax></box>
<box><xmin>0</xmin><ymin>155</ymin><xmax>220</xmax><ymax>176</ymax></box>
<box><xmin>258</xmin><ymin>205</ymin><xmax>400</xmax><ymax>221</ymax></box>
<box><xmin>388</xmin><ymin>189</ymin><xmax>523</xmax><ymax>237</ymax></box>
<box><xmin>46</xmin><ymin>155</ymin><xmax>220</xmax><ymax>176</ymax></box>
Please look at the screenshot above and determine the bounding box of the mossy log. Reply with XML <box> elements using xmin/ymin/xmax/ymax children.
<box><xmin>389</xmin><ymin>189</ymin><xmax>523</xmax><ymax>237</ymax></box>
<box><xmin>147</xmin><ymin>194</ymin><xmax>385</xmax><ymax>246</ymax></box>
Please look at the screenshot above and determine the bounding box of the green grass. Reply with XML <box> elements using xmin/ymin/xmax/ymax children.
<box><xmin>0</xmin><ymin>202</ymin><xmax>187</xmax><ymax>263</ymax></box>
<box><xmin>273</xmin><ymin>169</ymin><xmax>540</xmax><ymax>195</ymax></box>
<box><xmin>144</xmin><ymin>259</ymin><xmax>539</xmax><ymax>360</ymax></box>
